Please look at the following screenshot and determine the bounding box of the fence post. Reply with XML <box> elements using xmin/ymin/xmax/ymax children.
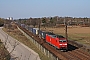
<box><xmin>47</xmin><ymin>50</ymin><xmax>50</xmax><ymax>57</ymax></box>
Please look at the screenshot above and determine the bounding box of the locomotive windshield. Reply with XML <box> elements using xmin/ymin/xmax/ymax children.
<box><xmin>56</xmin><ymin>35</ymin><xmax>64</xmax><ymax>38</ymax></box>
<box><xmin>59</xmin><ymin>40</ymin><xmax>66</xmax><ymax>42</ymax></box>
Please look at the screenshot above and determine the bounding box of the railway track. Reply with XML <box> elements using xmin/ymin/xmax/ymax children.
<box><xmin>74</xmin><ymin>49</ymin><xmax>90</xmax><ymax>59</ymax></box>
<box><xmin>61</xmin><ymin>45</ymin><xmax>90</xmax><ymax>60</ymax></box>
<box><xmin>76</xmin><ymin>48</ymin><xmax>90</xmax><ymax>57</ymax></box>
<box><xmin>63</xmin><ymin>52</ymin><xmax>80</xmax><ymax>60</ymax></box>
<box><xmin>17</xmin><ymin>25</ymin><xmax>90</xmax><ymax>60</ymax></box>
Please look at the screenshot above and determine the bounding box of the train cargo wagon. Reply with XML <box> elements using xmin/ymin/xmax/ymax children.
<box><xmin>38</xmin><ymin>30</ymin><xmax>46</xmax><ymax>38</ymax></box>
<box><xmin>25</xmin><ymin>25</ymin><xmax>29</xmax><ymax>30</ymax></box>
<box><xmin>41</xmin><ymin>31</ymin><xmax>46</xmax><ymax>39</ymax></box>
<box><xmin>40</xmin><ymin>31</ymin><xmax>50</xmax><ymax>39</ymax></box>
<box><xmin>32</xmin><ymin>28</ymin><xmax>39</xmax><ymax>35</ymax></box>
<box><xmin>21</xmin><ymin>24</ymin><xmax>25</xmax><ymax>28</ymax></box>
<box><xmin>38</xmin><ymin>30</ymin><xmax>42</xmax><ymax>38</ymax></box>
<box><xmin>32</xmin><ymin>28</ymin><xmax>36</xmax><ymax>35</ymax></box>
<box><xmin>28</xmin><ymin>27</ymin><xmax>33</xmax><ymax>32</ymax></box>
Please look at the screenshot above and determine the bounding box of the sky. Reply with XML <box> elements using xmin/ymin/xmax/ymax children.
<box><xmin>0</xmin><ymin>0</ymin><xmax>90</xmax><ymax>19</ymax></box>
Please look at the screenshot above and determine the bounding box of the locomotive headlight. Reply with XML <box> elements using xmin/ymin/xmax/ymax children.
<box><xmin>60</xmin><ymin>44</ymin><xmax>62</xmax><ymax>45</ymax></box>
<box><xmin>64</xmin><ymin>44</ymin><xmax>67</xmax><ymax>45</ymax></box>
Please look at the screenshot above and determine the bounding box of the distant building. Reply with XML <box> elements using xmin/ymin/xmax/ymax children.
<box><xmin>7</xmin><ymin>17</ymin><xmax>13</xmax><ymax>20</ymax></box>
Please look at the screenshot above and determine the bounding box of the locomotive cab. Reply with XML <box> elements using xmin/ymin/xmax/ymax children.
<box><xmin>56</xmin><ymin>35</ymin><xmax>68</xmax><ymax>51</ymax></box>
<box><xmin>59</xmin><ymin>39</ymin><xmax>68</xmax><ymax>50</ymax></box>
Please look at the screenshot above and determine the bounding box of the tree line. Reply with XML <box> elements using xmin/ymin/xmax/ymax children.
<box><xmin>15</xmin><ymin>16</ymin><xmax>90</xmax><ymax>28</ymax></box>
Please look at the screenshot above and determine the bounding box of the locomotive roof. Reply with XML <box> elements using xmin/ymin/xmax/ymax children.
<box><xmin>46</xmin><ymin>32</ymin><xmax>55</xmax><ymax>35</ymax></box>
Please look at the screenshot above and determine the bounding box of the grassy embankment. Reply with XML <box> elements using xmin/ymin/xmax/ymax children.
<box><xmin>3</xmin><ymin>28</ymin><xmax>50</xmax><ymax>60</ymax></box>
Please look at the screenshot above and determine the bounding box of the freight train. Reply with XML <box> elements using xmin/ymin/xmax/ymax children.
<box><xmin>20</xmin><ymin>24</ymin><xmax>68</xmax><ymax>51</ymax></box>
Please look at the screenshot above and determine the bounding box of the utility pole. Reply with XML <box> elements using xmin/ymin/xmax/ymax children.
<box><xmin>38</xmin><ymin>20</ymin><xmax>40</xmax><ymax>35</ymax></box>
<box><xmin>57</xmin><ymin>16</ymin><xmax>58</xmax><ymax>21</ymax></box>
<box><xmin>39</xmin><ymin>23</ymin><xmax>40</xmax><ymax>32</ymax></box>
<box><xmin>64</xmin><ymin>18</ymin><xmax>68</xmax><ymax>40</ymax></box>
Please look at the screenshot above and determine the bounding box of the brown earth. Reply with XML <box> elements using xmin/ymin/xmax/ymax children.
<box><xmin>41</xmin><ymin>26</ymin><xmax>90</xmax><ymax>34</ymax></box>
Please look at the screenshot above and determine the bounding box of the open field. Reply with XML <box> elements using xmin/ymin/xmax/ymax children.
<box><xmin>41</xmin><ymin>26</ymin><xmax>90</xmax><ymax>45</ymax></box>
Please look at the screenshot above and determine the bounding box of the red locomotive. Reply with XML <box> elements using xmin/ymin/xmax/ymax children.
<box><xmin>46</xmin><ymin>33</ymin><xmax>68</xmax><ymax>51</ymax></box>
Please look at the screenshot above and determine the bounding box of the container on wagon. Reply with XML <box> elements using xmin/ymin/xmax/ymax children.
<box><xmin>32</xmin><ymin>28</ymin><xmax>39</xmax><ymax>35</ymax></box>
<box><xmin>21</xmin><ymin>24</ymin><xmax>25</xmax><ymax>28</ymax></box>
<box><xmin>25</xmin><ymin>25</ymin><xmax>29</xmax><ymax>30</ymax></box>
<box><xmin>28</xmin><ymin>27</ymin><xmax>33</xmax><ymax>32</ymax></box>
<box><xmin>38</xmin><ymin>30</ymin><xmax>42</xmax><ymax>38</ymax></box>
